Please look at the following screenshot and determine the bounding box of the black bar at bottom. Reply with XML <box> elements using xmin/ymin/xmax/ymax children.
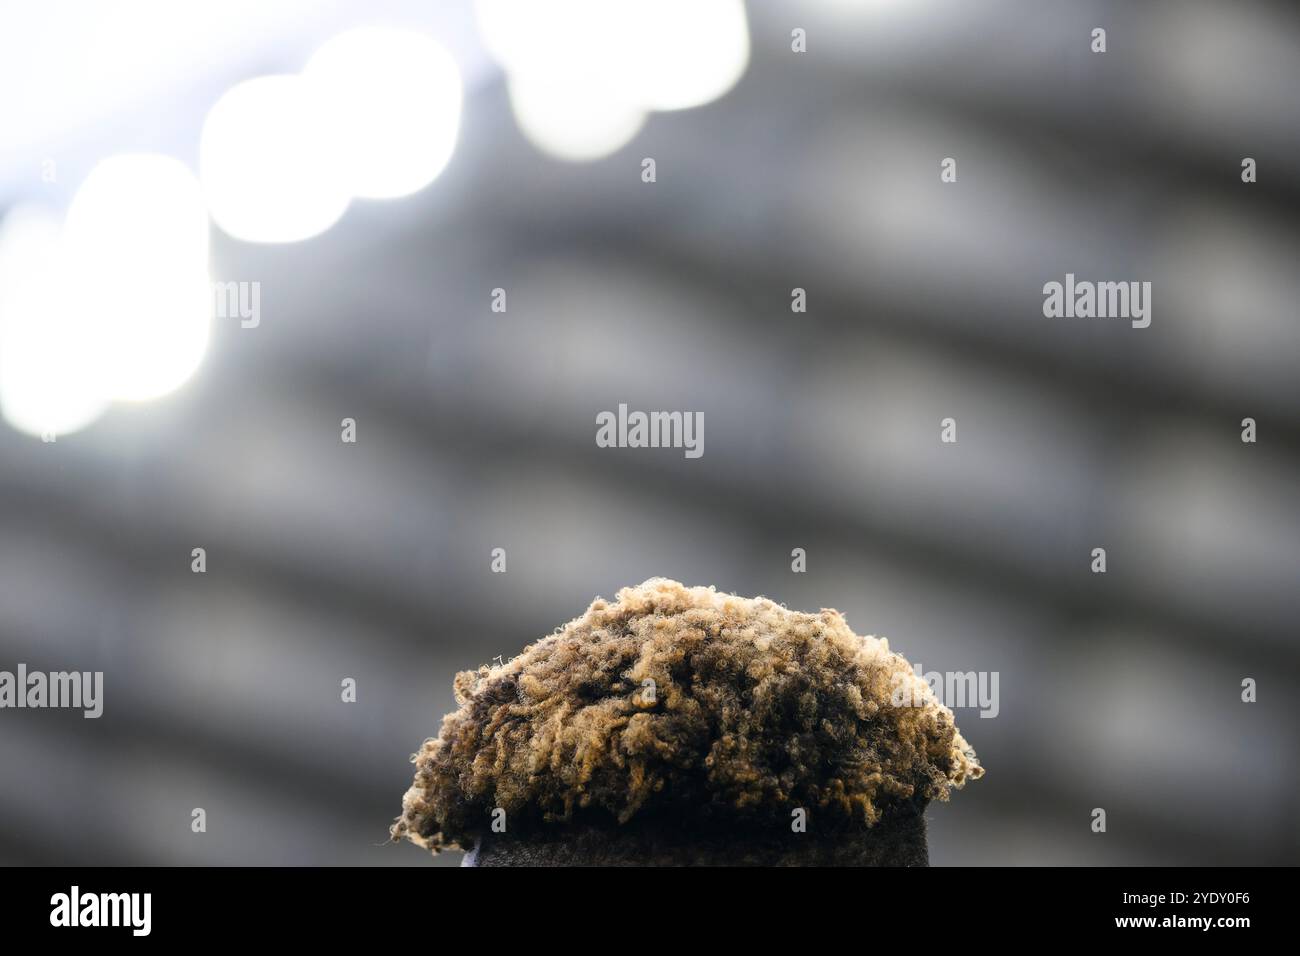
<box><xmin>2</xmin><ymin>865</ymin><xmax>1283</xmax><ymax>942</ymax></box>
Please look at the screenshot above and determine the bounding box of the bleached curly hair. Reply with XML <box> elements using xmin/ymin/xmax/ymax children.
<box><xmin>393</xmin><ymin>578</ymin><xmax>981</xmax><ymax>852</ymax></box>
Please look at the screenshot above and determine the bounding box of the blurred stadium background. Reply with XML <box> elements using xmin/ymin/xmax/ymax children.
<box><xmin>0</xmin><ymin>0</ymin><xmax>1297</xmax><ymax>865</ymax></box>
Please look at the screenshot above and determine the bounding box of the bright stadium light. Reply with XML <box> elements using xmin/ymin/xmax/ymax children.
<box><xmin>200</xmin><ymin>75</ymin><xmax>351</xmax><ymax>243</ymax></box>
<box><xmin>63</xmin><ymin>154</ymin><xmax>211</xmax><ymax>402</ymax></box>
<box><xmin>304</xmin><ymin>28</ymin><xmax>463</xmax><ymax>200</ymax></box>
<box><xmin>475</xmin><ymin>0</ymin><xmax>749</xmax><ymax>162</ymax></box>
<box><xmin>507</xmin><ymin>74</ymin><xmax>645</xmax><ymax>162</ymax></box>
<box><xmin>0</xmin><ymin>205</ymin><xmax>107</xmax><ymax>438</ymax></box>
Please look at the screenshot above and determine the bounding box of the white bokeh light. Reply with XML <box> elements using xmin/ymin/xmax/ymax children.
<box><xmin>507</xmin><ymin>75</ymin><xmax>645</xmax><ymax>162</ymax></box>
<box><xmin>0</xmin><ymin>205</ymin><xmax>107</xmax><ymax>438</ymax></box>
<box><xmin>475</xmin><ymin>0</ymin><xmax>611</xmax><ymax>81</ymax></box>
<box><xmin>200</xmin><ymin>75</ymin><xmax>350</xmax><ymax>243</ymax></box>
<box><xmin>476</xmin><ymin>0</ymin><xmax>749</xmax><ymax>162</ymax></box>
<box><xmin>63</xmin><ymin>154</ymin><xmax>211</xmax><ymax>402</ymax></box>
<box><xmin>607</xmin><ymin>0</ymin><xmax>750</xmax><ymax>112</ymax></box>
<box><xmin>304</xmin><ymin>28</ymin><xmax>463</xmax><ymax>200</ymax></box>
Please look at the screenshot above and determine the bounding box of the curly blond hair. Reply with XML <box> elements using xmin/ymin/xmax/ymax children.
<box><xmin>393</xmin><ymin>579</ymin><xmax>981</xmax><ymax>852</ymax></box>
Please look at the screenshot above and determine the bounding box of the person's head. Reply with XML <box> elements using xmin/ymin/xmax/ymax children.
<box><xmin>393</xmin><ymin>579</ymin><xmax>981</xmax><ymax>865</ymax></box>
